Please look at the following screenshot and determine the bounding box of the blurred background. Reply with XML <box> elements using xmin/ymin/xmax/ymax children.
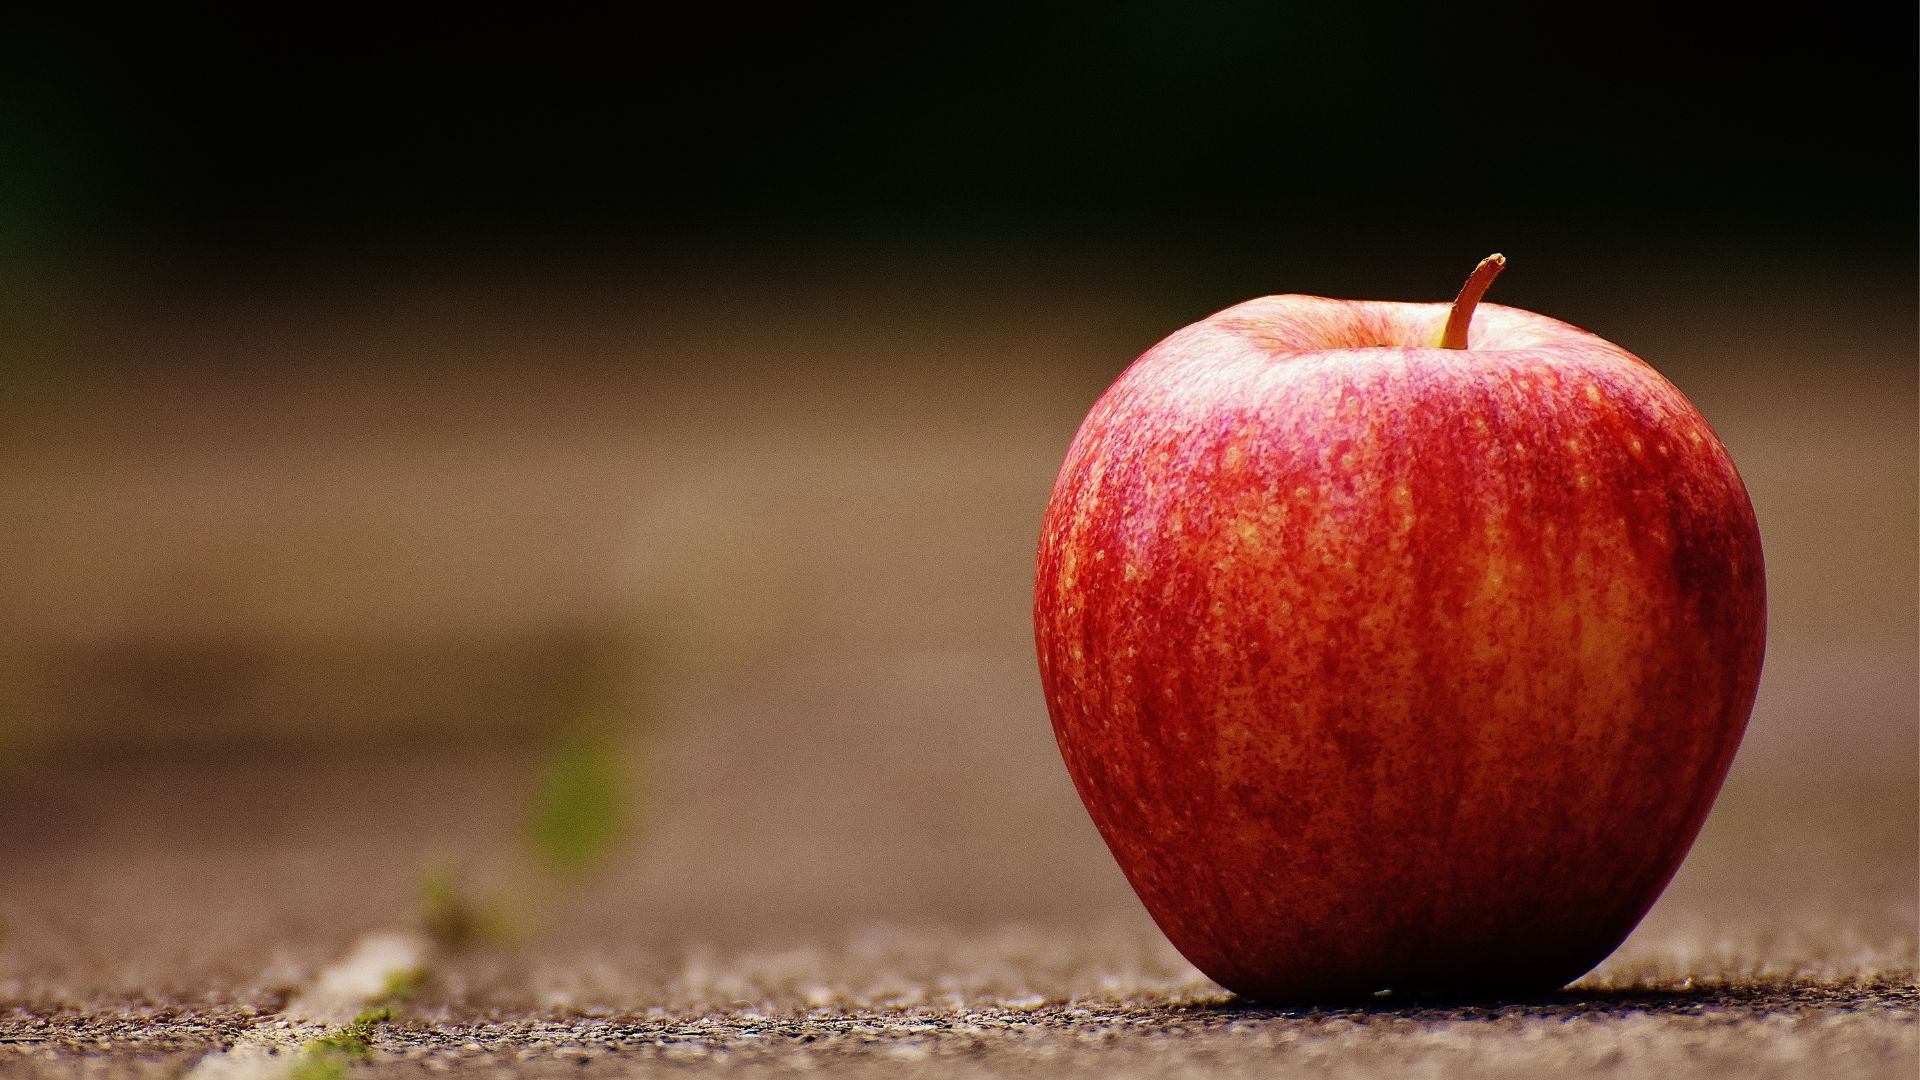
<box><xmin>0</xmin><ymin>4</ymin><xmax>1913</xmax><ymax>1014</ymax></box>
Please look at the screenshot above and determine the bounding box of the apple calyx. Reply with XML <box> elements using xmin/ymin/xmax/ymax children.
<box><xmin>1437</xmin><ymin>253</ymin><xmax>1507</xmax><ymax>350</ymax></box>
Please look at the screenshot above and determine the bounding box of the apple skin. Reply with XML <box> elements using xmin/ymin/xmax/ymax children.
<box><xmin>1033</xmin><ymin>293</ymin><xmax>1765</xmax><ymax>1002</ymax></box>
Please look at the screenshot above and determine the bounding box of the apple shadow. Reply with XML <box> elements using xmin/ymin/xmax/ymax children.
<box><xmin>1188</xmin><ymin>978</ymin><xmax>1903</xmax><ymax>1023</ymax></box>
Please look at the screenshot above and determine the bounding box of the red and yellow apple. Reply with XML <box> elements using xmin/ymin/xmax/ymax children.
<box><xmin>1033</xmin><ymin>256</ymin><xmax>1765</xmax><ymax>1001</ymax></box>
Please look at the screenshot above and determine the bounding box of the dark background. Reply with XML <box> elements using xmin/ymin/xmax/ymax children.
<box><xmin>2</xmin><ymin>6</ymin><xmax>1912</xmax><ymax>283</ymax></box>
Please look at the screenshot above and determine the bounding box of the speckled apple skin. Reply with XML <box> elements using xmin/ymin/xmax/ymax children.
<box><xmin>1033</xmin><ymin>296</ymin><xmax>1766</xmax><ymax>1002</ymax></box>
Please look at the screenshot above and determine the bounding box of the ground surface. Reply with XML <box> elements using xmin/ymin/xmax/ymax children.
<box><xmin>1</xmin><ymin>263</ymin><xmax>1914</xmax><ymax>1076</ymax></box>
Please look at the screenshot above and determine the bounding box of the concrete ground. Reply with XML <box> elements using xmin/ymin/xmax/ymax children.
<box><xmin>1</xmin><ymin>744</ymin><xmax>1914</xmax><ymax>1078</ymax></box>
<box><xmin>0</xmin><ymin>261</ymin><xmax>1913</xmax><ymax>1075</ymax></box>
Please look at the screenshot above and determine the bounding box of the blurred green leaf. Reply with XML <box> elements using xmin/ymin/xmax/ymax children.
<box><xmin>522</xmin><ymin>629</ymin><xmax>648</xmax><ymax>880</ymax></box>
<box><xmin>526</xmin><ymin>731</ymin><xmax>627</xmax><ymax>878</ymax></box>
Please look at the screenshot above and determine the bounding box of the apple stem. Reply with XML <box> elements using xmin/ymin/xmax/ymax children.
<box><xmin>1438</xmin><ymin>253</ymin><xmax>1507</xmax><ymax>349</ymax></box>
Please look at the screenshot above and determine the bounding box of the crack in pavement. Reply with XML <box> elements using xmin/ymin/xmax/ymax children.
<box><xmin>177</xmin><ymin>930</ymin><xmax>427</xmax><ymax>1080</ymax></box>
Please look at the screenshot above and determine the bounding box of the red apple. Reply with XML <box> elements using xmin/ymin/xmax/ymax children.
<box><xmin>1033</xmin><ymin>256</ymin><xmax>1765</xmax><ymax>1001</ymax></box>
